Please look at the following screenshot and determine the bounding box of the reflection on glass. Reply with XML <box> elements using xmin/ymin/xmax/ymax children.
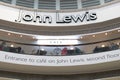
<box><xmin>0</xmin><ymin>38</ymin><xmax>119</xmax><ymax>56</ymax></box>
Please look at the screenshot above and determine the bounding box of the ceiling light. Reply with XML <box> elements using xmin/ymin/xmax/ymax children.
<box><xmin>69</xmin><ymin>46</ymin><xmax>74</xmax><ymax>50</ymax></box>
<box><xmin>105</xmin><ymin>33</ymin><xmax>108</xmax><ymax>35</ymax></box>
<box><xmin>92</xmin><ymin>35</ymin><xmax>95</xmax><ymax>37</ymax></box>
<box><xmin>118</xmin><ymin>30</ymin><xmax>120</xmax><ymax>32</ymax></box>
<box><xmin>10</xmin><ymin>44</ymin><xmax>14</xmax><ymax>47</ymax></box>
<box><xmin>8</xmin><ymin>33</ymin><xmax>11</xmax><ymax>35</ymax></box>
<box><xmin>20</xmin><ymin>35</ymin><xmax>23</xmax><ymax>37</ymax></box>
<box><xmin>32</xmin><ymin>36</ymin><xmax>35</xmax><ymax>39</ymax></box>
<box><xmin>101</xmin><ymin>44</ymin><xmax>105</xmax><ymax>47</ymax></box>
<box><xmin>80</xmin><ymin>36</ymin><xmax>83</xmax><ymax>39</ymax></box>
<box><xmin>41</xmin><ymin>48</ymin><xmax>45</xmax><ymax>51</ymax></box>
<box><xmin>117</xmin><ymin>42</ymin><xmax>119</xmax><ymax>45</ymax></box>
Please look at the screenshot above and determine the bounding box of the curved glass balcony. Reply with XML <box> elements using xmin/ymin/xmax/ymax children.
<box><xmin>0</xmin><ymin>38</ymin><xmax>119</xmax><ymax>56</ymax></box>
<box><xmin>0</xmin><ymin>0</ymin><xmax>116</xmax><ymax>10</ymax></box>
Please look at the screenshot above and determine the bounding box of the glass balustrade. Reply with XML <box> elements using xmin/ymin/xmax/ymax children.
<box><xmin>0</xmin><ymin>38</ymin><xmax>119</xmax><ymax>56</ymax></box>
<box><xmin>0</xmin><ymin>0</ymin><xmax>116</xmax><ymax>10</ymax></box>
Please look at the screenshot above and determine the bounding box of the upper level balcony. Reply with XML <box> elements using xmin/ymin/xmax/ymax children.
<box><xmin>0</xmin><ymin>37</ymin><xmax>119</xmax><ymax>74</ymax></box>
<box><xmin>0</xmin><ymin>0</ymin><xmax>120</xmax><ymax>75</ymax></box>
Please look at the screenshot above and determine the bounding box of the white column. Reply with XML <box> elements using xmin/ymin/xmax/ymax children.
<box><xmin>100</xmin><ymin>0</ymin><xmax>105</xmax><ymax>5</ymax></box>
<box><xmin>11</xmin><ymin>0</ymin><xmax>16</xmax><ymax>5</ymax></box>
<box><xmin>34</xmin><ymin>0</ymin><xmax>39</xmax><ymax>9</ymax></box>
<box><xmin>56</xmin><ymin>0</ymin><xmax>60</xmax><ymax>10</ymax></box>
<box><xmin>77</xmin><ymin>0</ymin><xmax>82</xmax><ymax>9</ymax></box>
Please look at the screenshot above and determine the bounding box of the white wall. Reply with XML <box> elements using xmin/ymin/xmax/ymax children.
<box><xmin>0</xmin><ymin>2</ymin><xmax>120</xmax><ymax>26</ymax></box>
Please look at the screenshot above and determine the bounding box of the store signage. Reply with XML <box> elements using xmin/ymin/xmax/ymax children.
<box><xmin>0</xmin><ymin>49</ymin><xmax>120</xmax><ymax>66</ymax></box>
<box><xmin>56</xmin><ymin>12</ymin><xmax>97</xmax><ymax>23</ymax></box>
<box><xmin>15</xmin><ymin>10</ymin><xmax>97</xmax><ymax>24</ymax></box>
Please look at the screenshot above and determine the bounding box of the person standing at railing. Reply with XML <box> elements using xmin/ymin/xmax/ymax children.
<box><xmin>109</xmin><ymin>42</ymin><xmax>119</xmax><ymax>50</ymax></box>
<box><xmin>0</xmin><ymin>41</ymin><xmax>7</xmax><ymax>51</ymax></box>
<box><xmin>0</xmin><ymin>41</ymin><xmax>17</xmax><ymax>52</ymax></box>
<box><xmin>61</xmin><ymin>47</ymin><xmax>67</xmax><ymax>56</ymax></box>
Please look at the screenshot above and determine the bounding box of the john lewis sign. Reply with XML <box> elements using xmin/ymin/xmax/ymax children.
<box><xmin>15</xmin><ymin>10</ymin><xmax>97</xmax><ymax>24</ymax></box>
<box><xmin>0</xmin><ymin>3</ymin><xmax>120</xmax><ymax>27</ymax></box>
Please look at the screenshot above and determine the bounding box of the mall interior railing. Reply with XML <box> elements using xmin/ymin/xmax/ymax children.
<box><xmin>0</xmin><ymin>38</ymin><xmax>119</xmax><ymax>56</ymax></box>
